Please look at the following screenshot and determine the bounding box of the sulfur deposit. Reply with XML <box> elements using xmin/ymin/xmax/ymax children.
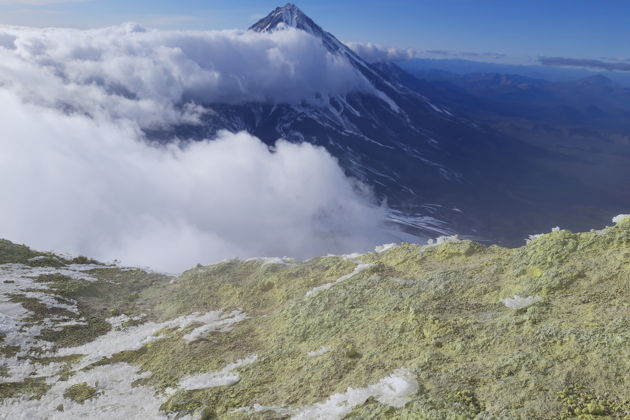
<box><xmin>1</xmin><ymin>217</ymin><xmax>629</xmax><ymax>419</ymax></box>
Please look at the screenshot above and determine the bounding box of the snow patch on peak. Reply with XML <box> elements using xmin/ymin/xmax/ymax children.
<box><xmin>277</xmin><ymin>4</ymin><xmax>305</xmax><ymax>28</ymax></box>
<box><xmin>249</xmin><ymin>3</ymin><xmax>321</xmax><ymax>36</ymax></box>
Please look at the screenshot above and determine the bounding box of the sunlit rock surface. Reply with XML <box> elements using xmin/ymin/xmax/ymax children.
<box><xmin>0</xmin><ymin>217</ymin><xmax>629</xmax><ymax>419</ymax></box>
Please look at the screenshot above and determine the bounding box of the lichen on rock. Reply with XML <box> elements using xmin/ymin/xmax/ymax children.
<box><xmin>63</xmin><ymin>382</ymin><xmax>98</xmax><ymax>404</ymax></box>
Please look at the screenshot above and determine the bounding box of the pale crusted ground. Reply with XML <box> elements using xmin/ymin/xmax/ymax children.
<box><xmin>0</xmin><ymin>217</ymin><xmax>629</xmax><ymax>419</ymax></box>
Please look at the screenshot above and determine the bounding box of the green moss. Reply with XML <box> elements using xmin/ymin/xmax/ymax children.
<box><xmin>0</xmin><ymin>344</ymin><xmax>20</xmax><ymax>358</ymax></box>
<box><xmin>27</xmin><ymin>256</ymin><xmax>66</xmax><ymax>268</ymax></box>
<box><xmin>69</xmin><ymin>256</ymin><xmax>100</xmax><ymax>265</ymax></box>
<box><xmin>0</xmin><ymin>238</ymin><xmax>71</xmax><ymax>266</ymax></box>
<box><xmin>0</xmin><ymin>378</ymin><xmax>50</xmax><ymax>401</ymax></box>
<box><xmin>39</xmin><ymin>316</ymin><xmax>111</xmax><ymax>348</ymax></box>
<box><xmin>450</xmin><ymin>389</ymin><xmax>484</xmax><ymax>416</ymax></box>
<box><xmin>8</xmin><ymin>294</ymin><xmax>77</xmax><ymax>321</ymax></box>
<box><xmin>0</xmin><ymin>239</ymin><xmax>40</xmax><ymax>264</ymax></box>
<box><xmin>63</xmin><ymin>382</ymin><xmax>98</xmax><ymax>403</ymax></box>
<box><xmin>35</xmin><ymin>274</ymin><xmax>95</xmax><ymax>297</ymax></box>
<box><xmin>558</xmin><ymin>386</ymin><xmax>630</xmax><ymax>419</ymax></box>
<box><xmin>67</xmin><ymin>268</ymin><xmax>172</xmax><ymax>321</ymax></box>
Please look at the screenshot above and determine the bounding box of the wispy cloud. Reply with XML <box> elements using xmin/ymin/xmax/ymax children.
<box><xmin>540</xmin><ymin>57</ymin><xmax>630</xmax><ymax>72</ymax></box>
<box><xmin>424</xmin><ymin>49</ymin><xmax>506</xmax><ymax>60</ymax></box>
<box><xmin>345</xmin><ymin>42</ymin><xmax>417</xmax><ymax>63</ymax></box>
<box><xmin>424</xmin><ymin>50</ymin><xmax>450</xmax><ymax>56</ymax></box>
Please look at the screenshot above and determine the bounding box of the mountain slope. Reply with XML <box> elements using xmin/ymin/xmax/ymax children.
<box><xmin>1</xmin><ymin>216</ymin><xmax>629</xmax><ymax>418</ymax></box>
<box><xmin>162</xmin><ymin>4</ymin><xmax>588</xmax><ymax>245</ymax></box>
<box><xmin>390</xmin><ymin>63</ymin><xmax>630</xmax><ymax>238</ymax></box>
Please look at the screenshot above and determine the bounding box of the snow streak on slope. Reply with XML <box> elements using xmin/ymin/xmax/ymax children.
<box><xmin>227</xmin><ymin>368</ymin><xmax>419</xmax><ymax>419</ymax></box>
<box><xmin>305</xmin><ymin>262</ymin><xmax>373</xmax><ymax>297</ymax></box>
<box><xmin>0</xmin><ymin>261</ymin><xmax>236</xmax><ymax>419</ymax></box>
<box><xmin>293</xmin><ymin>368</ymin><xmax>419</xmax><ymax>419</ymax></box>
<box><xmin>57</xmin><ymin>310</ymin><xmax>247</xmax><ymax>368</ymax></box>
<box><xmin>177</xmin><ymin>355</ymin><xmax>259</xmax><ymax>391</ymax></box>
<box><xmin>1</xmin><ymin>363</ymin><xmax>177</xmax><ymax>420</ymax></box>
<box><xmin>0</xmin><ymin>262</ymin><xmax>104</xmax><ymax>360</ymax></box>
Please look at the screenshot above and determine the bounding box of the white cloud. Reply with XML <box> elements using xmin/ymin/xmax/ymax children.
<box><xmin>0</xmin><ymin>24</ymin><xmax>392</xmax><ymax>272</ymax></box>
<box><xmin>346</xmin><ymin>42</ymin><xmax>417</xmax><ymax>63</ymax></box>
<box><xmin>0</xmin><ymin>24</ymin><xmax>373</xmax><ymax>129</ymax></box>
<box><xmin>0</xmin><ymin>87</ymin><xmax>390</xmax><ymax>272</ymax></box>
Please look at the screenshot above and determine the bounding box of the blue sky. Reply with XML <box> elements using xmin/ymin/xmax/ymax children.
<box><xmin>1</xmin><ymin>0</ymin><xmax>629</xmax><ymax>63</ymax></box>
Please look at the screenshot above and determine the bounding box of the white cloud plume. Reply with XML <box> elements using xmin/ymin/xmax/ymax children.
<box><xmin>0</xmin><ymin>25</ymin><xmax>391</xmax><ymax>272</ymax></box>
<box><xmin>0</xmin><ymin>89</ymin><xmax>389</xmax><ymax>271</ymax></box>
<box><xmin>345</xmin><ymin>42</ymin><xmax>417</xmax><ymax>63</ymax></box>
<box><xmin>0</xmin><ymin>24</ymin><xmax>373</xmax><ymax>129</ymax></box>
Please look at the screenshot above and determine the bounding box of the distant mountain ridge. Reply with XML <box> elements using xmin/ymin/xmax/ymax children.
<box><xmin>404</xmin><ymin>67</ymin><xmax>630</xmax><ymax>128</ymax></box>
<box><xmin>399</xmin><ymin>57</ymin><xmax>630</xmax><ymax>86</ymax></box>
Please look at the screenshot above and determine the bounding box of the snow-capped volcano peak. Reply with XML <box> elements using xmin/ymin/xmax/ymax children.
<box><xmin>249</xmin><ymin>4</ymin><xmax>375</xmax><ymax>69</ymax></box>
<box><xmin>250</xmin><ymin>4</ymin><xmax>407</xmax><ymax>114</ymax></box>
<box><xmin>249</xmin><ymin>3</ymin><xmax>325</xmax><ymax>36</ymax></box>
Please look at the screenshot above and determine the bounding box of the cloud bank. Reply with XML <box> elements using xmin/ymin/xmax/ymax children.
<box><xmin>346</xmin><ymin>42</ymin><xmax>418</xmax><ymax>63</ymax></box>
<box><xmin>346</xmin><ymin>43</ymin><xmax>508</xmax><ymax>64</ymax></box>
<box><xmin>540</xmin><ymin>57</ymin><xmax>630</xmax><ymax>72</ymax></box>
<box><xmin>0</xmin><ymin>24</ymin><xmax>372</xmax><ymax>129</ymax></box>
<box><xmin>0</xmin><ymin>25</ymin><xmax>391</xmax><ymax>272</ymax></box>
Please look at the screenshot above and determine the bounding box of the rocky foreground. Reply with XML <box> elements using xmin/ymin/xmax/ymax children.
<box><xmin>1</xmin><ymin>217</ymin><xmax>629</xmax><ymax>419</ymax></box>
